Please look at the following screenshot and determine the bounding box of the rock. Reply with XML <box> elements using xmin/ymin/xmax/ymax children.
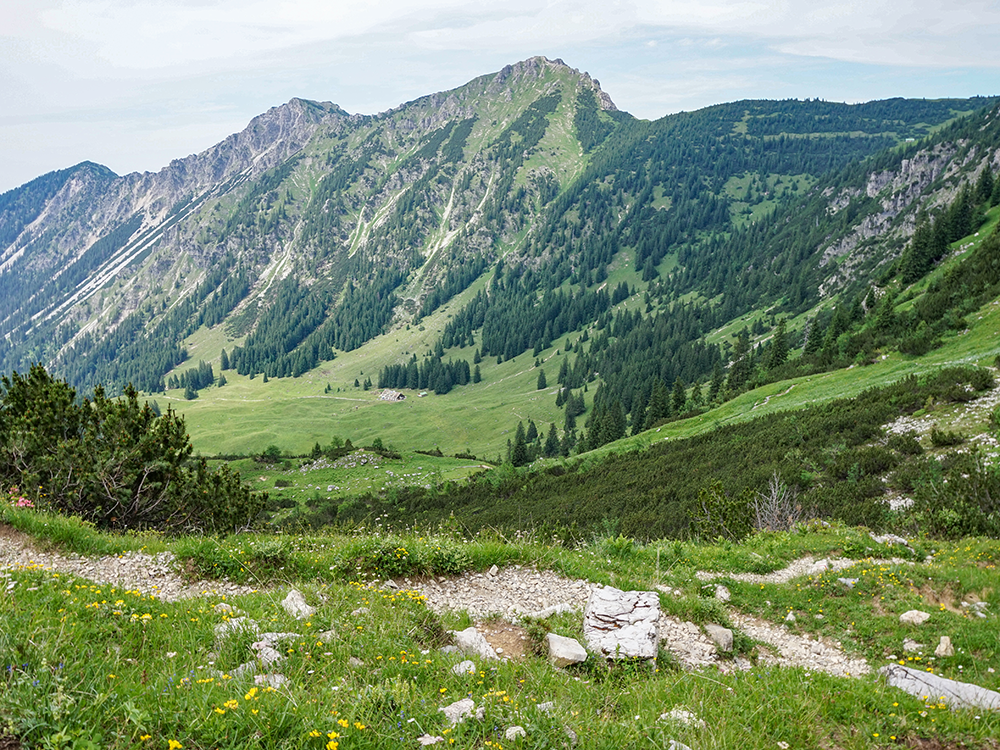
<box><xmin>526</xmin><ymin>602</ymin><xmax>575</xmax><ymax>619</ymax></box>
<box><xmin>450</xmin><ymin>627</ymin><xmax>499</xmax><ymax>661</ymax></box>
<box><xmin>583</xmin><ymin>585</ymin><xmax>660</xmax><ymax>659</ymax></box>
<box><xmin>250</xmin><ymin>642</ymin><xmax>284</xmax><ymax>667</ymax></box>
<box><xmin>838</xmin><ymin>578</ymin><xmax>858</xmax><ymax>589</ymax></box>
<box><xmin>546</xmin><ymin>633</ymin><xmax>587</xmax><ymax>667</ymax></box>
<box><xmin>703</xmin><ymin>623</ymin><xmax>733</xmax><ymax>652</ymax></box>
<box><xmin>439</xmin><ymin>645</ymin><xmax>459</xmax><ymax>655</ymax></box>
<box><xmin>935</xmin><ymin>636</ymin><xmax>955</xmax><ymax>657</ymax></box>
<box><xmin>451</xmin><ymin>660</ymin><xmax>476</xmax><ymax>675</ymax></box>
<box><xmin>784</xmin><ymin>612</ymin><xmax>796</xmax><ymax>623</ymax></box>
<box><xmin>900</xmin><ymin>610</ymin><xmax>931</xmax><ymax>626</ymax></box>
<box><xmin>281</xmin><ymin>589</ymin><xmax>315</xmax><ymax>620</ymax></box>
<box><xmin>214</xmin><ymin>603</ymin><xmax>238</xmax><ymax>614</ymax></box>
<box><xmin>870</xmin><ymin>533</ymin><xmax>912</xmax><ymax>549</ymax></box>
<box><xmin>382</xmin><ymin>579</ymin><xmax>399</xmax><ymax>590</ymax></box>
<box><xmin>879</xmin><ymin>664</ymin><xmax>1000</xmax><ymax>710</ymax></box>
<box><xmin>505</xmin><ymin>726</ymin><xmax>527</xmax><ymax>741</ymax></box>
<box><xmin>253</xmin><ymin>673</ymin><xmax>287</xmax><ymax>689</ymax></box>
<box><xmin>667</xmin><ymin>742</ymin><xmax>693</xmax><ymax>750</ymax></box>
<box><xmin>351</xmin><ymin>607</ymin><xmax>369</xmax><ymax>616</ymax></box>
<box><xmin>488</xmin><ymin>564</ymin><xmax>500</xmax><ymax>577</ymax></box>
<box><xmin>417</xmin><ymin>734</ymin><xmax>445</xmax><ymax>745</ymax></box>
<box><xmin>315</xmin><ymin>629</ymin><xmax>336</xmax><ymax>643</ymax></box>
<box><xmin>903</xmin><ymin>639</ymin><xmax>924</xmax><ymax>652</ymax></box>
<box><xmin>714</xmin><ymin>585</ymin><xmax>731</xmax><ymax>602</ymax></box>
<box><xmin>439</xmin><ymin>698</ymin><xmax>479</xmax><ymax>725</ymax></box>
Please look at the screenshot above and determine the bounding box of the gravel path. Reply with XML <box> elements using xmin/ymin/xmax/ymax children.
<box><xmin>1</xmin><ymin>525</ymin><xmax>873</xmax><ymax>678</ymax></box>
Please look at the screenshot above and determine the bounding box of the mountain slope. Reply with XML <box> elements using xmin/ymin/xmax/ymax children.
<box><xmin>0</xmin><ymin>57</ymin><xmax>996</xmax><ymax>425</ymax></box>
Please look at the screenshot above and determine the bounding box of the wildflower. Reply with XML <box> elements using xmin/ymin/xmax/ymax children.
<box><xmin>168</xmin><ymin>742</ymin><xmax>183</xmax><ymax>750</ymax></box>
<box><xmin>139</xmin><ymin>736</ymin><xmax>151</xmax><ymax>742</ymax></box>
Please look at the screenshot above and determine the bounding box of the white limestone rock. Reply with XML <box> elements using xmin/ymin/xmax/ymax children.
<box><xmin>583</xmin><ymin>585</ymin><xmax>660</xmax><ymax>659</ymax></box>
<box><xmin>935</xmin><ymin>636</ymin><xmax>955</xmax><ymax>657</ymax></box>
<box><xmin>546</xmin><ymin>633</ymin><xmax>587</xmax><ymax>667</ymax></box>
<box><xmin>880</xmin><ymin>664</ymin><xmax>1000</xmax><ymax>710</ymax></box>
<box><xmin>281</xmin><ymin>589</ymin><xmax>315</xmax><ymax>620</ymax></box>
<box><xmin>449</xmin><ymin>627</ymin><xmax>499</xmax><ymax>661</ymax></box>
<box><xmin>899</xmin><ymin>610</ymin><xmax>931</xmax><ymax>626</ymax></box>
<box><xmin>703</xmin><ymin>623</ymin><xmax>734</xmax><ymax>652</ymax></box>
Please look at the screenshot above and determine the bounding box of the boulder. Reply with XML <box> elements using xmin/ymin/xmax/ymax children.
<box><xmin>583</xmin><ymin>585</ymin><xmax>660</xmax><ymax>659</ymax></box>
<box><xmin>899</xmin><ymin>610</ymin><xmax>930</xmax><ymax>626</ymax></box>
<box><xmin>281</xmin><ymin>589</ymin><xmax>315</xmax><ymax>620</ymax></box>
<box><xmin>935</xmin><ymin>636</ymin><xmax>955</xmax><ymax>657</ymax></box>
<box><xmin>451</xmin><ymin>660</ymin><xmax>476</xmax><ymax>675</ymax></box>
<box><xmin>546</xmin><ymin>633</ymin><xmax>587</xmax><ymax>667</ymax></box>
<box><xmin>879</xmin><ymin>664</ymin><xmax>1000</xmax><ymax>710</ymax></box>
<box><xmin>450</xmin><ymin>627</ymin><xmax>499</xmax><ymax>661</ymax></box>
<box><xmin>703</xmin><ymin>623</ymin><xmax>733</xmax><ymax>652</ymax></box>
<box><xmin>714</xmin><ymin>585</ymin><xmax>731</xmax><ymax>602</ymax></box>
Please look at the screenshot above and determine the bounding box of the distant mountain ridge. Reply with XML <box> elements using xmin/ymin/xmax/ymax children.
<box><xmin>0</xmin><ymin>56</ymin><xmax>996</xmax><ymax>400</ymax></box>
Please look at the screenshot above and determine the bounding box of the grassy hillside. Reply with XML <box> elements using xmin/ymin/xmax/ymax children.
<box><xmin>2</xmin><ymin>503</ymin><xmax>998</xmax><ymax>750</ymax></box>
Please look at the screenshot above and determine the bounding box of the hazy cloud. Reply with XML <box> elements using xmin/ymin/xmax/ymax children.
<box><xmin>1</xmin><ymin>0</ymin><xmax>998</xmax><ymax>191</ymax></box>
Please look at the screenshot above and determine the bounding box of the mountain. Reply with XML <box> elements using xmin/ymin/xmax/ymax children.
<box><xmin>0</xmin><ymin>57</ymin><xmax>997</xmax><ymax>427</ymax></box>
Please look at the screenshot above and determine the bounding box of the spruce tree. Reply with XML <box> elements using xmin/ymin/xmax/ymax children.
<box><xmin>543</xmin><ymin>423</ymin><xmax>559</xmax><ymax>458</ymax></box>
<box><xmin>511</xmin><ymin>422</ymin><xmax>529</xmax><ymax>467</ymax></box>
<box><xmin>766</xmin><ymin>318</ymin><xmax>788</xmax><ymax>370</ymax></box>
<box><xmin>536</xmin><ymin>369</ymin><xmax>547</xmax><ymax>390</ymax></box>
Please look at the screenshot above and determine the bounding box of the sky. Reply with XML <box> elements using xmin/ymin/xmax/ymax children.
<box><xmin>2</xmin><ymin>0</ymin><xmax>1000</xmax><ymax>193</ymax></box>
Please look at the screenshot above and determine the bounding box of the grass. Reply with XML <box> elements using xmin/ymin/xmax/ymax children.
<box><xmin>223</xmin><ymin>450</ymin><xmax>489</xmax><ymax>522</ymax></box>
<box><xmin>2</xmin><ymin>507</ymin><xmax>999</xmax><ymax>749</ymax></box>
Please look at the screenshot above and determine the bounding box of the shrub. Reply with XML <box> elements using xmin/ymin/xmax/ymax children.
<box><xmin>691</xmin><ymin>481</ymin><xmax>754</xmax><ymax>542</ymax></box>
<box><xmin>930</xmin><ymin>427</ymin><xmax>965</xmax><ymax>447</ymax></box>
<box><xmin>886</xmin><ymin>431</ymin><xmax>923</xmax><ymax>455</ymax></box>
<box><xmin>910</xmin><ymin>449</ymin><xmax>1000</xmax><ymax>537</ymax></box>
<box><xmin>0</xmin><ymin>364</ymin><xmax>264</xmax><ymax>534</ymax></box>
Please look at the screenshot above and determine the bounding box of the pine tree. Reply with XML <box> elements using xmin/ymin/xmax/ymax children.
<box><xmin>511</xmin><ymin>422</ymin><xmax>529</xmax><ymax>467</ymax></box>
<box><xmin>536</xmin><ymin>369</ymin><xmax>547</xmax><ymax>390</ymax></box>
<box><xmin>525</xmin><ymin>420</ymin><xmax>538</xmax><ymax>442</ymax></box>
<box><xmin>543</xmin><ymin>423</ymin><xmax>560</xmax><ymax>458</ymax></box>
<box><xmin>220</xmin><ymin>348</ymin><xmax>230</xmax><ymax>371</ymax></box>
<box><xmin>473</xmin><ymin>364</ymin><xmax>481</xmax><ymax>383</ymax></box>
<box><xmin>766</xmin><ymin>318</ymin><xmax>788</xmax><ymax>370</ymax></box>
<box><xmin>671</xmin><ymin>377</ymin><xmax>687</xmax><ymax>414</ymax></box>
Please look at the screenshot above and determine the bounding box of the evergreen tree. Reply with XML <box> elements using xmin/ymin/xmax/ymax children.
<box><xmin>511</xmin><ymin>421</ymin><xmax>529</xmax><ymax>467</ymax></box>
<box><xmin>525</xmin><ymin>420</ymin><xmax>538</xmax><ymax>443</ymax></box>
<box><xmin>671</xmin><ymin>377</ymin><xmax>687</xmax><ymax>414</ymax></box>
<box><xmin>536</xmin><ymin>369</ymin><xmax>547</xmax><ymax>390</ymax></box>
<box><xmin>543</xmin><ymin>423</ymin><xmax>560</xmax><ymax>458</ymax></box>
<box><xmin>473</xmin><ymin>364</ymin><xmax>481</xmax><ymax>383</ymax></box>
<box><xmin>766</xmin><ymin>318</ymin><xmax>788</xmax><ymax>370</ymax></box>
<box><xmin>220</xmin><ymin>348</ymin><xmax>230</xmax><ymax>371</ymax></box>
<box><xmin>708</xmin><ymin>362</ymin><xmax>724</xmax><ymax>403</ymax></box>
<box><xmin>726</xmin><ymin>329</ymin><xmax>751</xmax><ymax>394</ymax></box>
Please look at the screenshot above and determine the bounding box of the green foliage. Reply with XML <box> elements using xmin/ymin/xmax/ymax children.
<box><xmin>930</xmin><ymin>426</ymin><xmax>965</xmax><ymax>447</ymax></box>
<box><xmin>692</xmin><ymin>480</ymin><xmax>754</xmax><ymax>542</ymax></box>
<box><xmin>318</xmin><ymin>366</ymin><xmax>996</xmax><ymax>541</ymax></box>
<box><xmin>910</xmin><ymin>449</ymin><xmax>1000</xmax><ymax>538</ymax></box>
<box><xmin>0</xmin><ymin>364</ymin><xmax>264</xmax><ymax>533</ymax></box>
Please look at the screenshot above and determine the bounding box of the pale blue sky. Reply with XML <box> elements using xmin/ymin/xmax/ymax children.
<box><xmin>2</xmin><ymin>0</ymin><xmax>999</xmax><ymax>193</ymax></box>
